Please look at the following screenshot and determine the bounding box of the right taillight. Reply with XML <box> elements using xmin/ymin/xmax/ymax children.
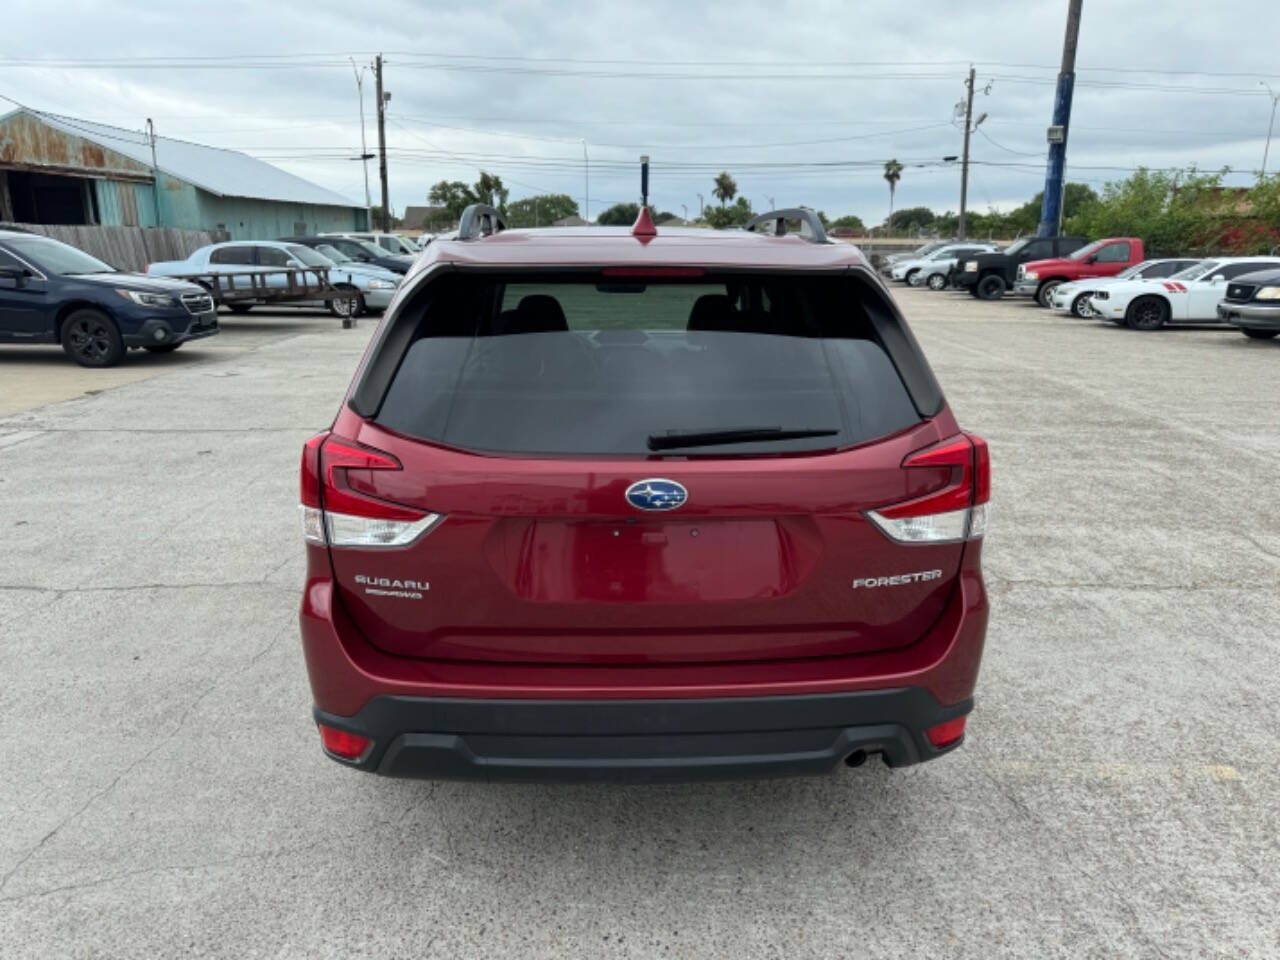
<box><xmin>867</xmin><ymin>432</ymin><xmax>990</xmax><ymax>544</ymax></box>
<box><xmin>298</xmin><ymin>432</ymin><xmax>442</xmax><ymax>548</ymax></box>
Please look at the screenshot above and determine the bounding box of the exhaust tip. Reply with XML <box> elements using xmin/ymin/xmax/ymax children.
<box><xmin>844</xmin><ymin>749</ymin><xmax>868</xmax><ymax>768</ymax></box>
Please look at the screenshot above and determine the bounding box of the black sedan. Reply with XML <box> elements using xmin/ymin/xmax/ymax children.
<box><xmin>0</xmin><ymin>230</ymin><xmax>218</xmax><ymax>367</ymax></box>
<box><xmin>1217</xmin><ymin>268</ymin><xmax>1280</xmax><ymax>340</ymax></box>
<box><xmin>280</xmin><ymin>235</ymin><xmax>413</xmax><ymax>275</ymax></box>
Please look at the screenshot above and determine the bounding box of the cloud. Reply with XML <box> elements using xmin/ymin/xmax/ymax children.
<box><xmin>3</xmin><ymin>0</ymin><xmax>1277</xmax><ymax>224</ymax></box>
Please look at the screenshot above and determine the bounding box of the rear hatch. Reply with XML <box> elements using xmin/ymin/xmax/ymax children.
<box><xmin>318</xmin><ymin>269</ymin><xmax>982</xmax><ymax>665</ymax></box>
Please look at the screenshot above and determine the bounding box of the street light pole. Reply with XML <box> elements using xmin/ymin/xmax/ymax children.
<box><xmin>696</xmin><ymin>193</ymin><xmax>704</xmax><ymax>217</ymax></box>
<box><xmin>581</xmin><ymin>139</ymin><xmax>589</xmax><ymax>223</ymax></box>
<box><xmin>350</xmin><ymin>58</ymin><xmax>372</xmax><ymax>220</ymax></box>
<box><xmin>1261</xmin><ymin>82</ymin><xmax>1280</xmax><ymax>179</ymax></box>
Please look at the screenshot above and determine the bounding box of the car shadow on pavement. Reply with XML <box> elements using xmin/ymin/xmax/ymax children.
<box><xmin>0</xmin><ymin>346</ymin><xmax>207</xmax><ymax>368</ymax></box>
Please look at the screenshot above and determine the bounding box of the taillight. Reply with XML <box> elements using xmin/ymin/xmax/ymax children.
<box><xmin>298</xmin><ymin>433</ymin><xmax>442</xmax><ymax>548</ymax></box>
<box><xmin>317</xmin><ymin>723</ymin><xmax>371</xmax><ymax>761</ymax></box>
<box><xmin>867</xmin><ymin>433</ymin><xmax>990</xmax><ymax>544</ymax></box>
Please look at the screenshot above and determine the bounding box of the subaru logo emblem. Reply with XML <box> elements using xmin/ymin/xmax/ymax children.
<box><xmin>625</xmin><ymin>478</ymin><xmax>688</xmax><ymax>511</ymax></box>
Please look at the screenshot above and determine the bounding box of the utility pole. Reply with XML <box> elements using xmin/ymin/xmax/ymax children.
<box><xmin>146</xmin><ymin>118</ymin><xmax>162</xmax><ymax>227</ymax></box>
<box><xmin>1038</xmin><ymin>0</ymin><xmax>1084</xmax><ymax>237</ymax></box>
<box><xmin>959</xmin><ymin>66</ymin><xmax>976</xmax><ymax>240</ymax></box>
<box><xmin>1260</xmin><ymin>82</ymin><xmax>1279</xmax><ymax>179</ymax></box>
<box><xmin>375</xmin><ymin>54</ymin><xmax>390</xmax><ymax>232</ymax></box>
<box><xmin>350</xmin><ymin>58</ymin><xmax>372</xmax><ymax>220</ymax></box>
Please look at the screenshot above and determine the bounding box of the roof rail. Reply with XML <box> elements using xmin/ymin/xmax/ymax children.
<box><xmin>457</xmin><ymin>204</ymin><xmax>506</xmax><ymax>240</ymax></box>
<box><xmin>744</xmin><ymin>208</ymin><xmax>830</xmax><ymax>244</ymax></box>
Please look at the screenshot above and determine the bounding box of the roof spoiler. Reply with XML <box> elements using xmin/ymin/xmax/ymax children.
<box><xmin>457</xmin><ymin>204</ymin><xmax>506</xmax><ymax>240</ymax></box>
<box><xmin>744</xmin><ymin>208</ymin><xmax>830</xmax><ymax>244</ymax></box>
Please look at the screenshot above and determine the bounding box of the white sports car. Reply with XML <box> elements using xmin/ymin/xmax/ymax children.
<box><xmin>1049</xmin><ymin>258</ymin><xmax>1200</xmax><ymax>317</ymax></box>
<box><xmin>1087</xmin><ymin>257</ymin><xmax>1280</xmax><ymax>329</ymax></box>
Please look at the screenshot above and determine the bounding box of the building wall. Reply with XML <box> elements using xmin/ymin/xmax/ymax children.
<box><xmin>84</xmin><ymin>176</ymin><xmax>367</xmax><ymax>236</ymax></box>
<box><xmin>93</xmin><ymin>178</ymin><xmax>158</xmax><ymax>227</ymax></box>
<box><xmin>195</xmin><ymin>191</ymin><xmax>367</xmax><ymax>239</ymax></box>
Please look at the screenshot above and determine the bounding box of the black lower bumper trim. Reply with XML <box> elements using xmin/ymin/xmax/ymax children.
<box><xmin>313</xmin><ymin>689</ymin><xmax>971</xmax><ymax>782</ymax></box>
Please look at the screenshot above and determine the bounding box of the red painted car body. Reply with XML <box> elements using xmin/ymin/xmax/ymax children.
<box><xmin>298</xmin><ymin>217</ymin><xmax>990</xmax><ymax>781</ymax></box>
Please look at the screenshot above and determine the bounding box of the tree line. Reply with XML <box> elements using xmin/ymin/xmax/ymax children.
<box><xmin>411</xmin><ymin>164</ymin><xmax>1280</xmax><ymax>254</ymax></box>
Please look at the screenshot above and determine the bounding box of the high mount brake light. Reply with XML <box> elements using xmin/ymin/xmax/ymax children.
<box><xmin>298</xmin><ymin>433</ymin><xmax>442</xmax><ymax>548</ymax></box>
<box><xmin>600</xmin><ymin>267</ymin><xmax>705</xmax><ymax>278</ymax></box>
<box><xmin>866</xmin><ymin>433</ymin><xmax>990</xmax><ymax>544</ymax></box>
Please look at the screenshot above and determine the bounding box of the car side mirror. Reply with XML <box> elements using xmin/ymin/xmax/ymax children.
<box><xmin>0</xmin><ymin>266</ymin><xmax>29</xmax><ymax>286</ymax></box>
<box><xmin>1085</xmin><ymin>255</ymin><xmax>1098</xmax><ymax>264</ymax></box>
<box><xmin>1211</xmin><ymin>274</ymin><xmax>1226</xmax><ymax>284</ymax></box>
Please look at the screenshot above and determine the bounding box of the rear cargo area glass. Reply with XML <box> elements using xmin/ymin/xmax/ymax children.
<box><xmin>375</xmin><ymin>274</ymin><xmax>920</xmax><ymax>455</ymax></box>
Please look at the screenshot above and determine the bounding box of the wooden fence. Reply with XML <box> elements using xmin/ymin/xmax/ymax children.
<box><xmin>0</xmin><ymin>223</ymin><xmax>224</xmax><ymax>272</ymax></box>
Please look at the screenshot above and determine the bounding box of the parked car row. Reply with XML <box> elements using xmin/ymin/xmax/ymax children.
<box><xmin>888</xmin><ymin>233</ymin><xmax>1280</xmax><ymax>341</ymax></box>
<box><xmin>0</xmin><ymin>225</ymin><xmax>425</xmax><ymax>366</ymax></box>
<box><xmin>147</xmin><ymin>238</ymin><xmax>408</xmax><ymax>318</ymax></box>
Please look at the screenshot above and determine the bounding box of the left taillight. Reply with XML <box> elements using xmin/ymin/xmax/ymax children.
<box><xmin>298</xmin><ymin>432</ymin><xmax>441</xmax><ymax>548</ymax></box>
<box><xmin>867</xmin><ymin>432</ymin><xmax>990</xmax><ymax>544</ymax></box>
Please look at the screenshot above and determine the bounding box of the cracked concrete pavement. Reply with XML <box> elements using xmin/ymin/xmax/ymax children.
<box><xmin>1</xmin><ymin>294</ymin><xmax>1278</xmax><ymax>958</ymax></box>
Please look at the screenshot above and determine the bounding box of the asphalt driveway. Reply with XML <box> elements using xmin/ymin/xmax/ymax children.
<box><xmin>1</xmin><ymin>294</ymin><xmax>1277</xmax><ymax>958</ymax></box>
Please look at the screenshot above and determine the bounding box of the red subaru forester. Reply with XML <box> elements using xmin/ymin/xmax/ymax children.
<box><xmin>299</xmin><ymin>207</ymin><xmax>990</xmax><ymax>781</ymax></box>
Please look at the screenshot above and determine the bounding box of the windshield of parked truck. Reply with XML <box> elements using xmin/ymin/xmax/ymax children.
<box><xmin>1067</xmin><ymin>241</ymin><xmax>1106</xmax><ymax>261</ymax></box>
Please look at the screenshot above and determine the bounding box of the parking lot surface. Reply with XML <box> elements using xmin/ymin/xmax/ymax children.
<box><xmin>1</xmin><ymin>294</ymin><xmax>1278</xmax><ymax>958</ymax></box>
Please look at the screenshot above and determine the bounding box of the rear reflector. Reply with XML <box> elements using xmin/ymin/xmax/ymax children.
<box><xmin>925</xmin><ymin>715</ymin><xmax>967</xmax><ymax>748</ymax></box>
<box><xmin>318</xmin><ymin>724</ymin><xmax>371</xmax><ymax>761</ymax></box>
<box><xmin>867</xmin><ymin>433</ymin><xmax>990</xmax><ymax>544</ymax></box>
<box><xmin>298</xmin><ymin>433</ymin><xmax>443</xmax><ymax>548</ymax></box>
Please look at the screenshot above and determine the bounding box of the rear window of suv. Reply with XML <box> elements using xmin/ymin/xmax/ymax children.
<box><xmin>371</xmin><ymin>272</ymin><xmax>928</xmax><ymax>456</ymax></box>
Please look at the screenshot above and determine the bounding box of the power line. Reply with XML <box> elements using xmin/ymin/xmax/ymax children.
<box><xmin>976</xmin><ymin>128</ymin><xmax>1046</xmax><ymax>158</ymax></box>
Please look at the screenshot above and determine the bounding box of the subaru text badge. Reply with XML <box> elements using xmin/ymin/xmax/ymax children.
<box><xmin>625</xmin><ymin>478</ymin><xmax>688</xmax><ymax>511</ymax></box>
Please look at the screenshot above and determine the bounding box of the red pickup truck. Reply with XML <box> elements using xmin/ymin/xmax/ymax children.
<box><xmin>1014</xmin><ymin>237</ymin><xmax>1146</xmax><ymax>307</ymax></box>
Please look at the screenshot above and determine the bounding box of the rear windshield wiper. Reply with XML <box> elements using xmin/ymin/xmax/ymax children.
<box><xmin>647</xmin><ymin>426</ymin><xmax>839</xmax><ymax>451</ymax></box>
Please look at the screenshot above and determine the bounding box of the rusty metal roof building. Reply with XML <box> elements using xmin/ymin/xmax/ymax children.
<box><xmin>0</xmin><ymin>106</ymin><xmax>367</xmax><ymax>238</ymax></box>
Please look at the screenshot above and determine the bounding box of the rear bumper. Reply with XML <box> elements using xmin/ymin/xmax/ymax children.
<box><xmin>299</xmin><ymin>542</ymin><xmax>988</xmax><ymax>780</ymax></box>
<box><xmin>1218</xmin><ymin>302</ymin><xmax>1280</xmax><ymax>329</ymax></box>
<box><xmin>314</xmin><ymin>689</ymin><xmax>971</xmax><ymax>781</ymax></box>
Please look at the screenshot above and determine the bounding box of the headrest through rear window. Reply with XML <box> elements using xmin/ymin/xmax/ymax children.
<box><xmin>687</xmin><ymin>294</ymin><xmax>739</xmax><ymax>332</ymax></box>
<box><xmin>495</xmin><ymin>294</ymin><xmax>568</xmax><ymax>335</ymax></box>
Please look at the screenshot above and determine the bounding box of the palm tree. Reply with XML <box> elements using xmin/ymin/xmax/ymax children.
<box><xmin>712</xmin><ymin>172</ymin><xmax>738</xmax><ymax>208</ymax></box>
<box><xmin>883</xmin><ymin>159</ymin><xmax>904</xmax><ymax>230</ymax></box>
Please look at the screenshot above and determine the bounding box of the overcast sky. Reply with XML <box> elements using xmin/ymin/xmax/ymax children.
<box><xmin>4</xmin><ymin>0</ymin><xmax>1279</xmax><ymax>225</ymax></box>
